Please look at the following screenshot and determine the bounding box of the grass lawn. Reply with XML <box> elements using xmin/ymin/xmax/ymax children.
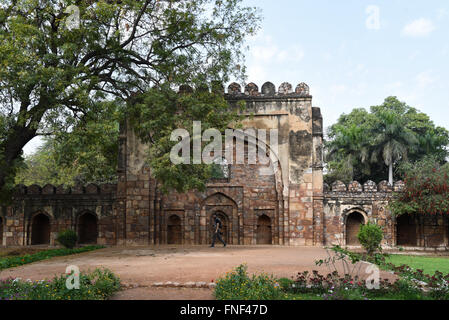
<box><xmin>0</xmin><ymin>245</ymin><xmax>105</xmax><ymax>271</ymax></box>
<box><xmin>385</xmin><ymin>254</ymin><xmax>449</xmax><ymax>274</ymax></box>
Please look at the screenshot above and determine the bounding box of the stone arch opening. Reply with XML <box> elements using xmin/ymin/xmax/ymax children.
<box><xmin>396</xmin><ymin>214</ymin><xmax>417</xmax><ymax>246</ymax></box>
<box><xmin>31</xmin><ymin>213</ymin><xmax>51</xmax><ymax>245</ymax></box>
<box><xmin>167</xmin><ymin>215</ymin><xmax>182</xmax><ymax>245</ymax></box>
<box><xmin>257</xmin><ymin>215</ymin><xmax>272</xmax><ymax>245</ymax></box>
<box><xmin>0</xmin><ymin>216</ymin><xmax>3</xmax><ymax>245</ymax></box>
<box><xmin>346</xmin><ymin>211</ymin><xmax>365</xmax><ymax>245</ymax></box>
<box><xmin>78</xmin><ymin>212</ymin><xmax>98</xmax><ymax>244</ymax></box>
<box><xmin>210</xmin><ymin>211</ymin><xmax>229</xmax><ymax>244</ymax></box>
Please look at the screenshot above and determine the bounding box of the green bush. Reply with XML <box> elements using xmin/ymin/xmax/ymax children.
<box><xmin>56</xmin><ymin>230</ymin><xmax>78</xmax><ymax>249</ymax></box>
<box><xmin>0</xmin><ymin>268</ymin><xmax>121</xmax><ymax>300</ymax></box>
<box><xmin>214</xmin><ymin>264</ymin><xmax>282</xmax><ymax>300</ymax></box>
<box><xmin>357</xmin><ymin>222</ymin><xmax>383</xmax><ymax>256</ymax></box>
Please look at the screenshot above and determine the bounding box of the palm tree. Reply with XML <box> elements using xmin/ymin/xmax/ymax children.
<box><xmin>370</xmin><ymin>111</ymin><xmax>418</xmax><ymax>185</ymax></box>
<box><xmin>326</xmin><ymin>124</ymin><xmax>370</xmax><ymax>181</ymax></box>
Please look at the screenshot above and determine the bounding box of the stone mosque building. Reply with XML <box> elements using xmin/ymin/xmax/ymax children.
<box><xmin>1</xmin><ymin>82</ymin><xmax>448</xmax><ymax>249</ymax></box>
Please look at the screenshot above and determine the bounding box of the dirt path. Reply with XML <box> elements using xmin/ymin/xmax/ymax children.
<box><xmin>0</xmin><ymin>245</ymin><xmax>396</xmax><ymax>299</ymax></box>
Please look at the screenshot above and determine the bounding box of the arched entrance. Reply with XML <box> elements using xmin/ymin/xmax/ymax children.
<box><xmin>396</xmin><ymin>214</ymin><xmax>417</xmax><ymax>246</ymax></box>
<box><xmin>31</xmin><ymin>213</ymin><xmax>51</xmax><ymax>245</ymax></box>
<box><xmin>210</xmin><ymin>211</ymin><xmax>229</xmax><ymax>244</ymax></box>
<box><xmin>346</xmin><ymin>211</ymin><xmax>365</xmax><ymax>245</ymax></box>
<box><xmin>167</xmin><ymin>215</ymin><xmax>182</xmax><ymax>244</ymax></box>
<box><xmin>257</xmin><ymin>215</ymin><xmax>272</xmax><ymax>244</ymax></box>
<box><xmin>78</xmin><ymin>212</ymin><xmax>98</xmax><ymax>244</ymax></box>
<box><xmin>0</xmin><ymin>217</ymin><xmax>3</xmax><ymax>245</ymax></box>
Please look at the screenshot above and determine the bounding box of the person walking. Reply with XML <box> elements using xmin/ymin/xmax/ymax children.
<box><xmin>210</xmin><ymin>213</ymin><xmax>226</xmax><ymax>247</ymax></box>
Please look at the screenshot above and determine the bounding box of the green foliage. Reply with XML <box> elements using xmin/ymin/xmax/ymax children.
<box><xmin>357</xmin><ymin>222</ymin><xmax>383</xmax><ymax>256</ymax></box>
<box><xmin>15</xmin><ymin>102</ymin><xmax>120</xmax><ymax>187</ymax></box>
<box><xmin>214</xmin><ymin>264</ymin><xmax>282</xmax><ymax>300</ymax></box>
<box><xmin>325</xmin><ymin>96</ymin><xmax>449</xmax><ymax>184</ymax></box>
<box><xmin>390</xmin><ymin>156</ymin><xmax>449</xmax><ymax>217</ymax></box>
<box><xmin>129</xmin><ymin>86</ymin><xmax>242</xmax><ymax>193</ymax></box>
<box><xmin>0</xmin><ymin>268</ymin><xmax>120</xmax><ymax>300</ymax></box>
<box><xmin>0</xmin><ymin>0</ymin><xmax>261</xmax><ymax>201</ymax></box>
<box><xmin>0</xmin><ymin>246</ymin><xmax>104</xmax><ymax>271</ymax></box>
<box><xmin>56</xmin><ymin>230</ymin><xmax>78</xmax><ymax>249</ymax></box>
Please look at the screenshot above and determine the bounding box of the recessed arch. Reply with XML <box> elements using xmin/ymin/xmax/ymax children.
<box><xmin>31</xmin><ymin>212</ymin><xmax>51</xmax><ymax>245</ymax></box>
<box><xmin>396</xmin><ymin>214</ymin><xmax>417</xmax><ymax>246</ymax></box>
<box><xmin>257</xmin><ymin>215</ymin><xmax>272</xmax><ymax>245</ymax></box>
<box><xmin>345</xmin><ymin>211</ymin><xmax>366</xmax><ymax>245</ymax></box>
<box><xmin>78</xmin><ymin>212</ymin><xmax>98</xmax><ymax>244</ymax></box>
<box><xmin>167</xmin><ymin>214</ymin><xmax>182</xmax><ymax>245</ymax></box>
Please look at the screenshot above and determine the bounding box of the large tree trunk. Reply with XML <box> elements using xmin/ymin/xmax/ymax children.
<box><xmin>0</xmin><ymin>125</ymin><xmax>37</xmax><ymax>200</ymax></box>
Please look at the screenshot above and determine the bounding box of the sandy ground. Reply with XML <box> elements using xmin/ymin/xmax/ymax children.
<box><xmin>0</xmin><ymin>245</ymin><xmax>397</xmax><ymax>300</ymax></box>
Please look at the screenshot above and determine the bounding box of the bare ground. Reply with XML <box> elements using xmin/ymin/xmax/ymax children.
<box><xmin>0</xmin><ymin>245</ymin><xmax>397</xmax><ymax>300</ymax></box>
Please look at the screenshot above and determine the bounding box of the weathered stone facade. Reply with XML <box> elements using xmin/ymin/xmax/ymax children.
<box><xmin>1</xmin><ymin>184</ymin><xmax>116</xmax><ymax>246</ymax></box>
<box><xmin>1</xmin><ymin>81</ymin><xmax>448</xmax><ymax>249</ymax></box>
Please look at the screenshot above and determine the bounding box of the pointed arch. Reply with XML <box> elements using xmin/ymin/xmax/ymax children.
<box><xmin>167</xmin><ymin>214</ymin><xmax>182</xmax><ymax>245</ymax></box>
<box><xmin>78</xmin><ymin>211</ymin><xmax>98</xmax><ymax>244</ymax></box>
<box><xmin>31</xmin><ymin>212</ymin><xmax>51</xmax><ymax>245</ymax></box>
<box><xmin>345</xmin><ymin>210</ymin><xmax>366</xmax><ymax>245</ymax></box>
<box><xmin>257</xmin><ymin>215</ymin><xmax>272</xmax><ymax>245</ymax></box>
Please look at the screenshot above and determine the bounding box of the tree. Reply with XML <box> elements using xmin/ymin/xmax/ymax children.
<box><xmin>325</xmin><ymin>124</ymin><xmax>370</xmax><ymax>182</ymax></box>
<box><xmin>370</xmin><ymin>110</ymin><xmax>418</xmax><ymax>185</ymax></box>
<box><xmin>15</xmin><ymin>101</ymin><xmax>119</xmax><ymax>187</ymax></box>
<box><xmin>325</xmin><ymin>97</ymin><xmax>448</xmax><ymax>185</ymax></box>
<box><xmin>390</xmin><ymin>156</ymin><xmax>449</xmax><ymax>217</ymax></box>
<box><xmin>0</xmin><ymin>0</ymin><xmax>261</xmax><ymax>201</ymax></box>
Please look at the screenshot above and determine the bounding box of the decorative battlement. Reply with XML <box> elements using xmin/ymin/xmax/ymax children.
<box><xmin>324</xmin><ymin>180</ymin><xmax>405</xmax><ymax>193</ymax></box>
<box><xmin>13</xmin><ymin>183</ymin><xmax>117</xmax><ymax>196</ymax></box>
<box><xmin>176</xmin><ymin>81</ymin><xmax>311</xmax><ymax>98</ymax></box>
<box><xmin>225</xmin><ymin>81</ymin><xmax>310</xmax><ymax>97</ymax></box>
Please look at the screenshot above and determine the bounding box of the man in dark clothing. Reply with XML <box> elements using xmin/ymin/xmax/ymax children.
<box><xmin>210</xmin><ymin>214</ymin><xmax>226</xmax><ymax>247</ymax></box>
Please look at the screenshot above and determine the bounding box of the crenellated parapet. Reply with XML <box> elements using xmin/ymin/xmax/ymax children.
<box><xmin>225</xmin><ymin>81</ymin><xmax>311</xmax><ymax>98</ymax></box>
<box><xmin>324</xmin><ymin>180</ymin><xmax>405</xmax><ymax>194</ymax></box>
<box><xmin>12</xmin><ymin>183</ymin><xmax>117</xmax><ymax>196</ymax></box>
<box><xmin>174</xmin><ymin>81</ymin><xmax>311</xmax><ymax>98</ymax></box>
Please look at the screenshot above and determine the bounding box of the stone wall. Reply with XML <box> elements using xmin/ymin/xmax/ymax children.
<box><xmin>116</xmin><ymin>81</ymin><xmax>325</xmax><ymax>246</ymax></box>
<box><xmin>1</xmin><ymin>183</ymin><xmax>117</xmax><ymax>246</ymax></box>
<box><xmin>2</xmin><ymin>80</ymin><xmax>447</xmax><ymax>249</ymax></box>
<box><xmin>324</xmin><ymin>180</ymin><xmax>449</xmax><ymax>249</ymax></box>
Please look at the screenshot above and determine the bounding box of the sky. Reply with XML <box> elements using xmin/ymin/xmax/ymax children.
<box><xmin>237</xmin><ymin>0</ymin><xmax>449</xmax><ymax>133</ymax></box>
<box><xmin>23</xmin><ymin>0</ymin><xmax>449</xmax><ymax>154</ymax></box>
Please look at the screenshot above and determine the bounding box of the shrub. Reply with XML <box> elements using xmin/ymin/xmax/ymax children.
<box><xmin>214</xmin><ymin>264</ymin><xmax>282</xmax><ymax>300</ymax></box>
<box><xmin>56</xmin><ymin>230</ymin><xmax>78</xmax><ymax>249</ymax></box>
<box><xmin>0</xmin><ymin>268</ymin><xmax>121</xmax><ymax>300</ymax></box>
<box><xmin>357</xmin><ymin>222</ymin><xmax>383</xmax><ymax>256</ymax></box>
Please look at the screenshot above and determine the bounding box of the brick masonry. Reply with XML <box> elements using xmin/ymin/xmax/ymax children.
<box><xmin>1</xmin><ymin>82</ymin><xmax>448</xmax><ymax>249</ymax></box>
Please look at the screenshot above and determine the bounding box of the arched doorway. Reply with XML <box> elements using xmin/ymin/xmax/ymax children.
<box><xmin>346</xmin><ymin>211</ymin><xmax>365</xmax><ymax>245</ymax></box>
<box><xmin>78</xmin><ymin>212</ymin><xmax>98</xmax><ymax>244</ymax></box>
<box><xmin>210</xmin><ymin>212</ymin><xmax>229</xmax><ymax>244</ymax></box>
<box><xmin>257</xmin><ymin>215</ymin><xmax>272</xmax><ymax>245</ymax></box>
<box><xmin>396</xmin><ymin>214</ymin><xmax>417</xmax><ymax>246</ymax></box>
<box><xmin>167</xmin><ymin>215</ymin><xmax>182</xmax><ymax>244</ymax></box>
<box><xmin>31</xmin><ymin>213</ymin><xmax>50</xmax><ymax>245</ymax></box>
<box><xmin>0</xmin><ymin>217</ymin><xmax>3</xmax><ymax>245</ymax></box>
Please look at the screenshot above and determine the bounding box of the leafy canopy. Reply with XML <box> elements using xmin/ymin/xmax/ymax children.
<box><xmin>0</xmin><ymin>0</ymin><xmax>261</xmax><ymax>199</ymax></box>
<box><xmin>390</xmin><ymin>156</ymin><xmax>449</xmax><ymax>217</ymax></box>
<box><xmin>325</xmin><ymin>97</ymin><xmax>449</xmax><ymax>184</ymax></box>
